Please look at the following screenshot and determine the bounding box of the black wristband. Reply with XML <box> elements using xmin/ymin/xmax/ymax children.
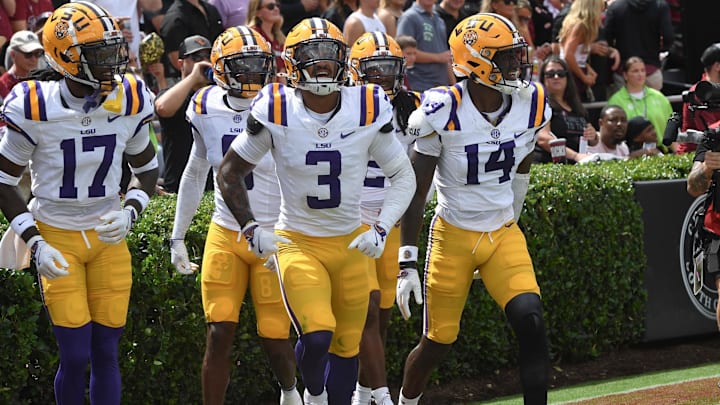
<box><xmin>399</xmin><ymin>261</ymin><xmax>417</xmax><ymax>269</ymax></box>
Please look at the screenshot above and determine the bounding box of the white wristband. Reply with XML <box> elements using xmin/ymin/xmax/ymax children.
<box><xmin>398</xmin><ymin>245</ymin><xmax>418</xmax><ymax>262</ymax></box>
<box><xmin>10</xmin><ymin>212</ymin><xmax>36</xmax><ymax>236</ymax></box>
<box><xmin>124</xmin><ymin>189</ymin><xmax>150</xmax><ymax>213</ymax></box>
<box><xmin>0</xmin><ymin>169</ymin><xmax>21</xmax><ymax>186</ymax></box>
<box><xmin>130</xmin><ymin>155</ymin><xmax>159</xmax><ymax>174</ymax></box>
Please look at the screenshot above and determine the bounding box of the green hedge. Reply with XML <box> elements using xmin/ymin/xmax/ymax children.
<box><xmin>0</xmin><ymin>153</ymin><xmax>694</xmax><ymax>402</ymax></box>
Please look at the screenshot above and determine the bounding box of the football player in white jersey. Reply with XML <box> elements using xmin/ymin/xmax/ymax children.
<box><xmin>216</xmin><ymin>18</ymin><xmax>416</xmax><ymax>405</ymax></box>
<box><xmin>348</xmin><ymin>31</ymin><xmax>420</xmax><ymax>405</ymax></box>
<box><xmin>0</xmin><ymin>2</ymin><xmax>158</xmax><ymax>404</ymax></box>
<box><xmin>168</xmin><ymin>26</ymin><xmax>301</xmax><ymax>405</ymax></box>
<box><xmin>395</xmin><ymin>14</ymin><xmax>551</xmax><ymax>405</ymax></box>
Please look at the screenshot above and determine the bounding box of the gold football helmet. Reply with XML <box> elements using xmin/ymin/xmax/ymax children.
<box><xmin>283</xmin><ymin>17</ymin><xmax>347</xmax><ymax>95</ymax></box>
<box><xmin>43</xmin><ymin>1</ymin><xmax>128</xmax><ymax>94</ymax></box>
<box><xmin>449</xmin><ymin>13</ymin><xmax>530</xmax><ymax>94</ymax></box>
<box><xmin>349</xmin><ymin>32</ymin><xmax>405</xmax><ymax>98</ymax></box>
<box><xmin>211</xmin><ymin>26</ymin><xmax>274</xmax><ymax>98</ymax></box>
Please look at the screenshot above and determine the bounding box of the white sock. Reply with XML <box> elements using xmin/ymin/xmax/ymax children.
<box><xmin>398</xmin><ymin>388</ymin><xmax>421</xmax><ymax>405</ymax></box>
<box><xmin>372</xmin><ymin>386</ymin><xmax>392</xmax><ymax>403</ymax></box>
<box><xmin>280</xmin><ymin>377</ymin><xmax>297</xmax><ymax>392</ymax></box>
<box><xmin>354</xmin><ymin>383</ymin><xmax>372</xmax><ymax>403</ymax></box>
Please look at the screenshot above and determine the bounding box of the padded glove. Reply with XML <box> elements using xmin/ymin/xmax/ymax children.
<box><xmin>170</xmin><ymin>239</ymin><xmax>199</xmax><ymax>275</ymax></box>
<box><xmin>29</xmin><ymin>236</ymin><xmax>69</xmax><ymax>279</ymax></box>
<box><xmin>396</xmin><ymin>263</ymin><xmax>423</xmax><ymax>320</ymax></box>
<box><xmin>95</xmin><ymin>207</ymin><xmax>136</xmax><ymax>244</ymax></box>
<box><xmin>348</xmin><ymin>224</ymin><xmax>388</xmax><ymax>259</ymax></box>
<box><xmin>242</xmin><ymin>221</ymin><xmax>290</xmax><ymax>259</ymax></box>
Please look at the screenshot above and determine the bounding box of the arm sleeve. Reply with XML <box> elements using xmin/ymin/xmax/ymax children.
<box><xmin>512</xmin><ymin>172</ymin><xmax>530</xmax><ymax>223</ymax></box>
<box><xmin>171</xmin><ymin>141</ymin><xmax>212</xmax><ymax>240</ymax></box>
<box><xmin>0</xmin><ymin>128</ymin><xmax>34</xmax><ymax>167</ymax></box>
<box><xmin>230</xmin><ymin>124</ymin><xmax>272</xmax><ymax>165</ymax></box>
<box><xmin>369</xmin><ymin>135</ymin><xmax>416</xmax><ymax>231</ymax></box>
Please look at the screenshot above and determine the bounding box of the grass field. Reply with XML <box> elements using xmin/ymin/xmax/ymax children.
<box><xmin>480</xmin><ymin>363</ymin><xmax>720</xmax><ymax>405</ymax></box>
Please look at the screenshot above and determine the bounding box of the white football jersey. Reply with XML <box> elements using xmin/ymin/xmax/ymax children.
<box><xmin>186</xmin><ymin>85</ymin><xmax>280</xmax><ymax>231</ymax></box>
<box><xmin>231</xmin><ymin>83</ymin><xmax>405</xmax><ymax>236</ymax></box>
<box><xmin>410</xmin><ymin>80</ymin><xmax>551</xmax><ymax>232</ymax></box>
<box><xmin>0</xmin><ymin>75</ymin><xmax>155</xmax><ymax>230</ymax></box>
<box><xmin>360</xmin><ymin>92</ymin><xmax>420</xmax><ymax>225</ymax></box>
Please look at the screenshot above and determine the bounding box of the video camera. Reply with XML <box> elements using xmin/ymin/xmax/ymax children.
<box><xmin>662</xmin><ymin>112</ymin><xmax>720</xmax><ymax>151</ymax></box>
<box><xmin>682</xmin><ymin>80</ymin><xmax>720</xmax><ymax>109</ymax></box>
<box><xmin>663</xmin><ymin>80</ymin><xmax>720</xmax><ymax>150</ymax></box>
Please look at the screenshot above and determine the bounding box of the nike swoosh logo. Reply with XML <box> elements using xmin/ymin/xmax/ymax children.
<box><xmin>108</xmin><ymin>115</ymin><xmax>122</xmax><ymax>123</ymax></box>
<box><xmin>514</xmin><ymin>132</ymin><xmax>524</xmax><ymax>138</ymax></box>
<box><xmin>340</xmin><ymin>131</ymin><xmax>356</xmax><ymax>139</ymax></box>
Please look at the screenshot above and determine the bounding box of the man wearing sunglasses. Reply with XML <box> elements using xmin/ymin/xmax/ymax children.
<box><xmin>154</xmin><ymin>35</ymin><xmax>213</xmax><ymax>194</ymax></box>
<box><xmin>0</xmin><ymin>30</ymin><xmax>44</xmax><ymax>100</ymax></box>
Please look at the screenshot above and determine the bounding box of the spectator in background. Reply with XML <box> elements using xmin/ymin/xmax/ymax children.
<box><xmin>280</xmin><ymin>0</ymin><xmax>327</xmax><ymax>34</ymax></box>
<box><xmin>322</xmin><ymin>0</ymin><xmax>357</xmax><ymax>33</ymax></box>
<box><xmin>396</xmin><ymin>34</ymin><xmax>416</xmax><ymax>90</ymax></box>
<box><xmin>625</xmin><ymin>116</ymin><xmax>663</xmax><ymax>158</ymax></box>
<box><xmin>10</xmin><ymin>0</ymin><xmax>54</xmax><ymax>32</ymax></box>
<box><xmin>544</xmin><ymin>0</ymin><xmax>563</xmax><ymax>18</ymax></box>
<box><xmin>515</xmin><ymin>0</ymin><xmax>534</xmax><ymax>45</ymax></box>
<box><xmin>208</xmin><ymin>0</ymin><xmax>249</xmax><ymax>28</ymax></box>
<box><xmin>608</xmin><ymin>56</ymin><xmax>673</xmax><ymax>151</ymax></box>
<box><xmin>377</xmin><ymin>0</ymin><xmax>403</xmax><ymax>37</ymax></box>
<box><xmin>0</xmin><ymin>30</ymin><xmax>43</xmax><ymax>99</ymax></box>
<box><xmin>534</xmin><ymin>57</ymin><xmax>596</xmax><ymax>164</ymax></box>
<box><xmin>396</xmin><ymin>0</ymin><xmax>454</xmax><ymax>92</ymax></box>
<box><xmin>530</xmin><ymin>0</ymin><xmax>553</xmax><ymax>48</ymax></box>
<box><xmin>480</xmin><ymin>0</ymin><xmax>516</xmax><ymax>20</ymax></box>
<box><xmin>435</xmin><ymin>0</ymin><xmax>469</xmax><ymax>42</ymax></box>
<box><xmin>154</xmin><ymin>35</ymin><xmax>213</xmax><ymax>193</ymax></box>
<box><xmin>678</xmin><ymin>43</ymin><xmax>720</xmax><ymax>154</ymax></box>
<box><xmin>247</xmin><ymin>0</ymin><xmax>287</xmax><ymax>83</ymax></box>
<box><xmin>603</xmin><ymin>0</ymin><xmax>673</xmax><ymax>91</ymax></box>
<box><xmin>0</xmin><ymin>2</ymin><xmax>13</xmax><ymax>52</ymax></box>
<box><xmin>343</xmin><ymin>0</ymin><xmax>385</xmax><ymax>47</ymax></box>
<box><xmin>557</xmin><ymin>0</ymin><xmax>603</xmax><ymax>102</ymax></box>
<box><xmin>587</xmin><ymin>104</ymin><xmax>629</xmax><ymax>158</ymax></box>
<box><xmin>82</xmin><ymin>0</ymin><xmax>163</xmax><ymax>60</ymax></box>
<box><xmin>159</xmin><ymin>0</ymin><xmax>223</xmax><ymax>78</ymax></box>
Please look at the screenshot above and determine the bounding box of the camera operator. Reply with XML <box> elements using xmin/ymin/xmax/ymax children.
<box><xmin>688</xmin><ymin>134</ymin><xmax>720</xmax><ymax>330</ymax></box>
<box><xmin>678</xmin><ymin>43</ymin><xmax>720</xmax><ymax>155</ymax></box>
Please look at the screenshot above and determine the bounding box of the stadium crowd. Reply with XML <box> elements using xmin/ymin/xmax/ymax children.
<box><xmin>0</xmin><ymin>0</ymin><xmax>712</xmax><ymax>404</ymax></box>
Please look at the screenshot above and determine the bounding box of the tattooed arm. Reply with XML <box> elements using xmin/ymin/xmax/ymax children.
<box><xmin>217</xmin><ymin>150</ymin><xmax>257</xmax><ymax>228</ymax></box>
<box><xmin>688</xmin><ymin>150</ymin><xmax>720</xmax><ymax>197</ymax></box>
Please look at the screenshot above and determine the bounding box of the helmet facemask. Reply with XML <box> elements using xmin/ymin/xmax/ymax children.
<box><xmin>221</xmin><ymin>52</ymin><xmax>274</xmax><ymax>98</ymax></box>
<box><xmin>287</xmin><ymin>38</ymin><xmax>347</xmax><ymax>96</ymax></box>
<box><xmin>357</xmin><ymin>57</ymin><xmax>404</xmax><ymax>98</ymax></box>
<box><xmin>68</xmin><ymin>35</ymin><xmax>128</xmax><ymax>94</ymax></box>
<box><xmin>483</xmin><ymin>43</ymin><xmax>530</xmax><ymax>95</ymax></box>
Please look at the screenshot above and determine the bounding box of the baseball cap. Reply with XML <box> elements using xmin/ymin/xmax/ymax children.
<box><xmin>9</xmin><ymin>30</ymin><xmax>43</xmax><ymax>53</ymax></box>
<box><xmin>701</xmin><ymin>43</ymin><xmax>720</xmax><ymax>68</ymax></box>
<box><xmin>179</xmin><ymin>35</ymin><xmax>211</xmax><ymax>59</ymax></box>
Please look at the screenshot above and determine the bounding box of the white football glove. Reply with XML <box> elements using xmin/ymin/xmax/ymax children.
<box><xmin>263</xmin><ymin>254</ymin><xmax>278</xmax><ymax>272</ymax></box>
<box><xmin>348</xmin><ymin>224</ymin><xmax>388</xmax><ymax>259</ymax></box>
<box><xmin>242</xmin><ymin>221</ymin><xmax>290</xmax><ymax>259</ymax></box>
<box><xmin>95</xmin><ymin>207</ymin><xmax>136</xmax><ymax>244</ymax></box>
<box><xmin>170</xmin><ymin>240</ymin><xmax>199</xmax><ymax>275</ymax></box>
<box><xmin>29</xmin><ymin>236</ymin><xmax>69</xmax><ymax>279</ymax></box>
<box><xmin>396</xmin><ymin>265</ymin><xmax>423</xmax><ymax>321</ymax></box>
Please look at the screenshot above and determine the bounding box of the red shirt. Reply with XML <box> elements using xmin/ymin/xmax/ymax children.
<box><xmin>679</xmin><ymin>74</ymin><xmax>720</xmax><ymax>154</ymax></box>
<box><xmin>0</xmin><ymin>71</ymin><xmax>19</xmax><ymax>99</ymax></box>
<box><xmin>11</xmin><ymin>0</ymin><xmax>54</xmax><ymax>27</ymax></box>
<box><xmin>0</xmin><ymin>5</ymin><xmax>12</xmax><ymax>43</ymax></box>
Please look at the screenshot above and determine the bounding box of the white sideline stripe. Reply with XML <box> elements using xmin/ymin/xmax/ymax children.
<box><xmin>553</xmin><ymin>373</ymin><xmax>720</xmax><ymax>404</ymax></box>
